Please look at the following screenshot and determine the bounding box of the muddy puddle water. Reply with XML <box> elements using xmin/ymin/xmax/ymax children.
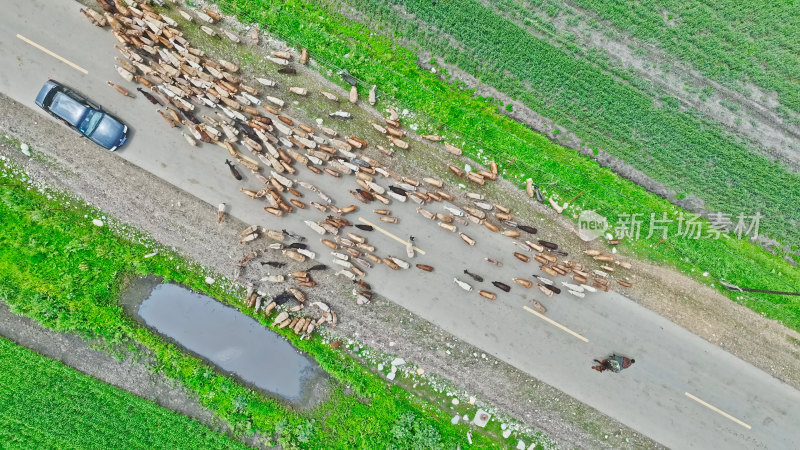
<box><xmin>126</xmin><ymin>279</ymin><xmax>326</xmax><ymax>406</ymax></box>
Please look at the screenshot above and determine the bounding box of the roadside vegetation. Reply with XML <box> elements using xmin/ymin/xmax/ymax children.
<box><xmin>207</xmin><ymin>0</ymin><xmax>800</xmax><ymax>331</ymax></box>
<box><xmin>0</xmin><ymin>158</ymin><xmax>540</xmax><ymax>448</ymax></box>
<box><xmin>0</xmin><ymin>337</ymin><xmax>246</xmax><ymax>449</ymax></box>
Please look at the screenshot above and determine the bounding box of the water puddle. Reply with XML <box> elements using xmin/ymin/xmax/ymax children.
<box><xmin>120</xmin><ymin>277</ymin><xmax>328</xmax><ymax>407</ymax></box>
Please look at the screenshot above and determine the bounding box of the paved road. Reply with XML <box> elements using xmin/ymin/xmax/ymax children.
<box><xmin>2</xmin><ymin>1</ymin><xmax>800</xmax><ymax>448</ymax></box>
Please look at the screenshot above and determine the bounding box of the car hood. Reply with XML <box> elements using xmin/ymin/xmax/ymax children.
<box><xmin>88</xmin><ymin>114</ymin><xmax>126</xmax><ymax>149</ymax></box>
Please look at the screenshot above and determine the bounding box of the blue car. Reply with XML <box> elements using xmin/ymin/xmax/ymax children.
<box><xmin>35</xmin><ymin>80</ymin><xmax>128</xmax><ymax>151</ymax></box>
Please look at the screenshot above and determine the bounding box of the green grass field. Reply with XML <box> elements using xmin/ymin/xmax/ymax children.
<box><xmin>0</xmin><ymin>337</ymin><xmax>247</xmax><ymax>449</ymax></box>
<box><xmin>0</xmin><ymin>158</ymin><xmax>528</xmax><ymax>447</ymax></box>
<box><xmin>570</xmin><ymin>0</ymin><xmax>800</xmax><ymax>120</ymax></box>
<box><xmin>208</xmin><ymin>0</ymin><xmax>800</xmax><ymax>331</ymax></box>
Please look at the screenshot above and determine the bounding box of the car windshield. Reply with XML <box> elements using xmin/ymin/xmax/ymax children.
<box><xmin>79</xmin><ymin>109</ymin><xmax>104</xmax><ymax>135</ymax></box>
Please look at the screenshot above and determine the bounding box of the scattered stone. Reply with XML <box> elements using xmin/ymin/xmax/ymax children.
<box><xmin>20</xmin><ymin>143</ymin><xmax>31</xmax><ymax>157</ymax></box>
<box><xmin>416</xmin><ymin>368</ymin><xmax>424</xmax><ymax>375</ymax></box>
<box><xmin>204</xmin><ymin>276</ymin><xmax>215</xmax><ymax>284</ymax></box>
<box><xmin>391</xmin><ymin>357</ymin><xmax>406</xmax><ymax>366</ymax></box>
<box><xmin>451</xmin><ymin>414</ymin><xmax>460</xmax><ymax>425</ymax></box>
<box><xmin>516</xmin><ymin>440</ymin><xmax>525</xmax><ymax>450</ymax></box>
<box><xmin>469</xmin><ymin>396</ymin><xmax>476</xmax><ymax>405</ymax></box>
<box><xmin>377</xmin><ymin>363</ymin><xmax>384</xmax><ymax>371</ymax></box>
<box><xmin>502</xmin><ymin>429</ymin><xmax>512</xmax><ymax>439</ymax></box>
<box><xmin>472</xmin><ymin>409</ymin><xmax>490</xmax><ymax>427</ymax></box>
<box><xmin>387</xmin><ymin>371</ymin><xmax>396</xmax><ymax>380</ymax></box>
<box><xmin>248</xmin><ymin>27</ymin><xmax>260</xmax><ymax>45</ymax></box>
<box><xmin>92</xmin><ymin>219</ymin><xmax>104</xmax><ymax>227</ymax></box>
<box><xmin>144</xmin><ymin>251</ymin><xmax>158</xmax><ymax>258</ymax></box>
<box><xmin>451</xmin><ymin>398</ymin><xmax>459</xmax><ymax>405</ymax></box>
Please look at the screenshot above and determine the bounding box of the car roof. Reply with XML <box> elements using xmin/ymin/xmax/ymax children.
<box><xmin>49</xmin><ymin>91</ymin><xmax>89</xmax><ymax>127</ymax></box>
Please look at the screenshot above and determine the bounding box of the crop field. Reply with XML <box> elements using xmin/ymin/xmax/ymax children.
<box><xmin>0</xmin><ymin>160</ymin><xmax>517</xmax><ymax>448</ymax></box>
<box><xmin>0</xmin><ymin>337</ymin><xmax>247</xmax><ymax>449</ymax></box>
<box><xmin>210</xmin><ymin>0</ymin><xmax>800</xmax><ymax>331</ymax></box>
<box><xmin>302</xmin><ymin>0</ymin><xmax>800</xmax><ymax>249</ymax></box>
<box><xmin>571</xmin><ymin>0</ymin><xmax>800</xmax><ymax>120</ymax></box>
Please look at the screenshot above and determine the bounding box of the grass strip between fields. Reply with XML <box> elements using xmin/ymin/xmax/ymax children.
<box><xmin>570</xmin><ymin>0</ymin><xmax>800</xmax><ymax>119</ymax></box>
<box><xmin>0</xmin><ymin>336</ymin><xmax>248</xmax><ymax>449</ymax></box>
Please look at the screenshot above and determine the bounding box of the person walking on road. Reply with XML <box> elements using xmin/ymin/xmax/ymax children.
<box><xmin>592</xmin><ymin>354</ymin><xmax>635</xmax><ymax>373</ymax></box>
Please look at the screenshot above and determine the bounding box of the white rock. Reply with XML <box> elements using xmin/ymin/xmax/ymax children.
<box><xmin>472</xmin><ymin>409</ymin><xmax>491</xmax><ymax>427</ymax></box>
<box><xmin>469</xmin><ymin>396</ymin><xmax>476</xmax><ymax>404</ymax></box>
<box><xmin>501</xmin><ymin>423</ymin><xmax>508</xmax><ymax>430</ymax></box>
<box><xmin>605</xmin><ymin>232</ymin><xmax>614</xmax><ymax>240</ymax></box>
<box><xmin>387</xmin><ymin>372</ymin><xmax>396</xmax><ymax>380</ymax></box>
<box><xmin>391</xmin><ymin>357</ymin><xmax>406</xmax><ymax>366</ymax></box>
<box><xmin>20</xmin><ymin>143</ymin><xmax>31</xmax><ymax>157</ymax></box>
<box><xmin>516</xmin><ymin>440</ymin><xmax>525</xmax><ymax>450</ymax></box>
<box><xmin>92</xmin><ymin>219</ymin><xmax>104</xmax><ymax>227</ymax></box>
<box><xmin>389</xmin><ymin>341</ymin><xmax>396</xmax><ymax>347</ymax></box>
<box><xmin>464</xmin><ymin>164</ymin><xmax>472</xmax><ymax>172</ymax></box>
<box><xmin>502</xmin><ymin>429</ymin><xmax>512</xmax><ymax>439</ymax></box>
<box><xmin>144</xmin><ymin>251</ymin><xmax>158</xmax><ymax>258</ymax></box>
<box><xmin>377</xmin><ymin>363</ymin><xmax>384</xmax><ymax>371</ymax></box>
<box><xmin>451</xmin><ymin>414</ymin><xmax>460</xmax><ymax>425</ymax></box>
<box><xmin>462</xmin><ymin>414</ymin><xmax>469</xmax><ymax>421</ymax></box>
<box><xmin>703</xmin><ymin>271</ymin><xmax>709</xmax><ymax>277</ymax></box>
<box><xmin>204</xmin><ymin>277</ymin><xmax>215</xmax><ymax>284</ymax></box>
<box><xmin>451</xmin><ymin>398</ymin><xmax>459</xmax><ymax>405</ymax></box>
